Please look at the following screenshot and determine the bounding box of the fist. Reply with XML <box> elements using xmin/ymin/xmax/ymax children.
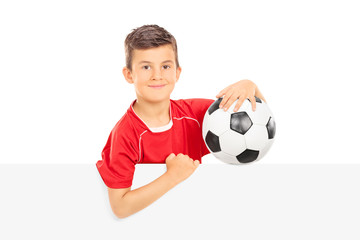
<box><xmin>165</xmin><ymin>153</ymin><xmax>200</xmax><ymax>184</ymax></box>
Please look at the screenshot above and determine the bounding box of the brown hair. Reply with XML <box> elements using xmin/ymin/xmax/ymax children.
<box><xmin>124</xmin><ymin>24</ymin><xmax>179</xmax><ymax>71</ymax></box>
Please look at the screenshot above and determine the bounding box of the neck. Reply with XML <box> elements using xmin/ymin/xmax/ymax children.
<box><xmin>133</xmin><ymin>99</ymin><xmax>171</xmax><ymax>128</ymax></box>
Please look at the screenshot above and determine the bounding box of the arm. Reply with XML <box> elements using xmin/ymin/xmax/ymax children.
<box><xmin>108</xmin><ymin>153</ymin><xmax>200</xmax><ymax>219</ymax></box>
<box><xmin>108</xmin><ymin>172</ymin><xmax>176</xmax><ymax>219</ymax></box>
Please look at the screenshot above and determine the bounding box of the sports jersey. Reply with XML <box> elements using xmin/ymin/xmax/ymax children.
<box><xmin>96</xmin><ymin>98</ymin><xmax>214</xmax><ymax>189</ymax></box>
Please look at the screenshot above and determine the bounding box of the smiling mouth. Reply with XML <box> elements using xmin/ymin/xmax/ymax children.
<box><xmin>148</xmin><ymin>84</ymin><xmax>166</xmax><ymax>89</ymax></box>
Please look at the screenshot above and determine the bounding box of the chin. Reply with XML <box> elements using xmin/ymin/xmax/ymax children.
<box><xmin>146</xmin><ymin>94</ymin><xmax>171</xmax><ymax>103</ymax></box>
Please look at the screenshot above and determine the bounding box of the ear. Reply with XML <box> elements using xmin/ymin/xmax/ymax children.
<box><xmin>175</xmin><ymin>66</ymin><xmax>182</xmax><ymax>83</ymax></box>
<box><xmin>122</xmin><ymin>67</ymin><xmax>134</xmax><ymax>84</ymax></box>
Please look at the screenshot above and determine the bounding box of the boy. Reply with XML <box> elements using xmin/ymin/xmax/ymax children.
<box><xmin>96</xmin><ymin>25</ymin><xmax>266</xmax><ymax>219</ymax></box>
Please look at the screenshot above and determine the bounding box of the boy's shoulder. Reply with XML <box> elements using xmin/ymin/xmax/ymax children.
<box><xmin>171</xmin><ymin>98</ymin><xmax>214</xmax><ymax>116</ymax></box>
<box><xmin>171</xmin><ymin>98</ymin><xmax>214</xmax><ymax>108</ymax></box>
<box><xmin>110</xmin><ymin>101</ymin><xmax>148</xmax><ymax>140</ymax></box>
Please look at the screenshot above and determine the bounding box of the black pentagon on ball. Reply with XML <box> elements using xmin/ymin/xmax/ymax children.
<box><xmin>266</xmin><ymin>117</ymin><xmax>276</xmax><ymax>139</ymax></box>
<box><xmin>208</xmin><ymin>98</ymin><xmax>223</xmax><ymax>115</ymax></box>
<box><xmin>230</xmin><ymin>112</ymin><xmax>253</xmax><ymax>135</ymax></box>
<box><xmin>205</xmin><ymin>130</ymin><xmax>221</xmax><ymax>152</ymax></box>
<box><xmin>236</xmin><ymin>149</ymin><xmax>259</xmax><ymax>163</ymax></box>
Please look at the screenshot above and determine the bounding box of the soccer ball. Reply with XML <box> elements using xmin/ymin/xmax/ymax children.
<box><xmin>202</xmin><ymin>97</ymin><xmax>276</xmax><ymax>164</ymax></box>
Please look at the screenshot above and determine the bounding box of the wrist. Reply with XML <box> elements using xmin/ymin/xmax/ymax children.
<box><xmin>164</xmin><ymin>171</ymin><xmax>181</xmax><ymax>186</ymax></box>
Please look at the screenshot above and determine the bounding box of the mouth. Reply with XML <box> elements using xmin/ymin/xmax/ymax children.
<box><xmin>148</xmin><ymin>84</ymin><xmax>166</xmax><ymax>89</ymax></box>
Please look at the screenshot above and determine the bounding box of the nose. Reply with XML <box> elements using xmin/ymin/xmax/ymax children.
<box><xmin>151</xmin><ymin>68</ymin><xmax>163</xmax><ymax>80</ymax></box>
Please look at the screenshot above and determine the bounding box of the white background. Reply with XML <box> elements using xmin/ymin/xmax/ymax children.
<box><xmin>1</xmin><ymin>0</ymin><xmax>360</xmax><ymax>164</ymax></box>
<box><xmin>1</xmin><ymin>0</ymin><xmax>360</xmax><ymax>239</ymax></box>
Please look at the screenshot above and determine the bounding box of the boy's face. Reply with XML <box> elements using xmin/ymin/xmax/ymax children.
<box><xmin>123</xmin><ymin>44</ymin><xmax>181</xmax><ymax>104</ymax></box>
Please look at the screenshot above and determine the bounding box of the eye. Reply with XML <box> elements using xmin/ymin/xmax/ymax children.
<box><xmin>163</xmin><ymin>65</ymin><xmax>171</xmax><ymax>70</ymax></box>
<box><xmin>142</xmin><ymin>65</ymin><xmax>150</xmax><ymax>70</ymax></box>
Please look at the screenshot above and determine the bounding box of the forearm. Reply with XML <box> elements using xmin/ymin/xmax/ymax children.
<box><xmin>115</xmin><ymin>171</ymin><xmax>179</xmax><ymax>218</ymax></box>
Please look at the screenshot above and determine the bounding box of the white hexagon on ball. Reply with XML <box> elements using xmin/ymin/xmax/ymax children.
<box><xmin>212</xmin><ymin>151</ymin><xmax>238</xmax><ymax>164</ymax></box>
<box><xmin>245</xmin><ymin>124</ymin><xmax>270</xmax><ymax>150</ymax></box>
<box><xmin>225</xmin><ymin>98</ymin><xmax>252</xmax><ymax>114</ymax></box>
<box><xmin>257</xmin><ymin>139</ymin><xmax>275</xmax><ymax>160</ymax></box>
<box><xmin>202</xmin><ymin>112</ymin><xmax>210</xmax><ymax>137</ymax></box>
<box><xmin>219</xmin><ymin>130</ymin><xmax>247</xmax><ymax>156</ymax></box>
<box><xmin>206</xmin><ymin>109</ymin><xmax>231</xmax><ymax>136</ymax></box>
<box><xmin>247</xmin><ymin>102</ymin><xmax>273</xmax><ymax>125</ymax></box>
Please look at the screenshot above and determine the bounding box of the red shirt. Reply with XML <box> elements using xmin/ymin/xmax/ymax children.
<box><xmin>96</xmin><ymin>98</ymin><xmax>214</xmax><ymax>188</ymax></box>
